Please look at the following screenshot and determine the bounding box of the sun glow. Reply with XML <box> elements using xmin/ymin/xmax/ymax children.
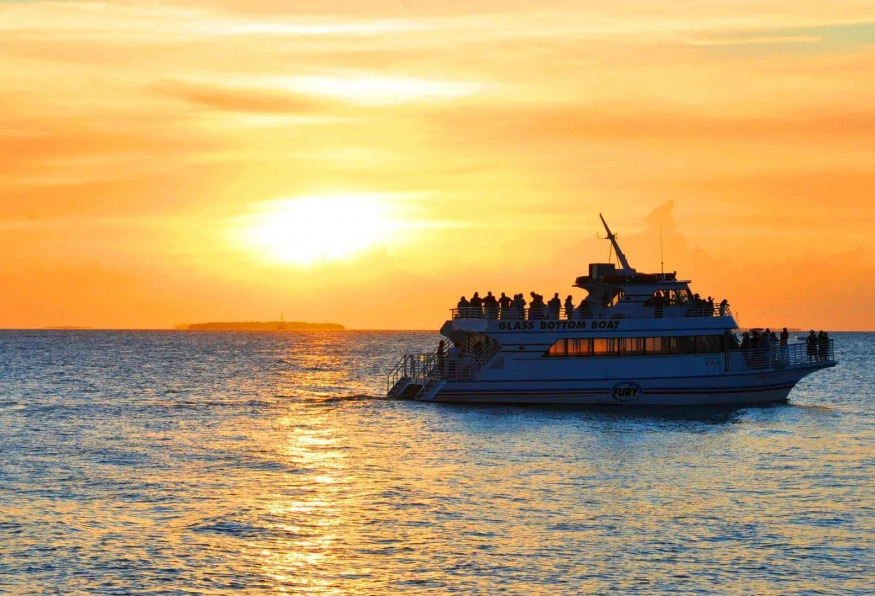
<box><xmin>275</xmin><ymin>74</ymin><xmax>483</xmax><ymax>105</ymax></box>
<box><xmin>236</xmin><ymin>195</ymin><xmax>396</xmax><ymax>265</ymax></box>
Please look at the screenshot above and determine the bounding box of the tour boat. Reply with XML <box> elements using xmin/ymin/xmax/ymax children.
<box><xmin>386</xmin><ymin>216</ymin><xmax>836</xmax><ymax>405</ymax></box>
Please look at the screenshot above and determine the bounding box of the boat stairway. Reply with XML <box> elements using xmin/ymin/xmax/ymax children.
<box><xmin>385</xmin><ymin>376</ymin><xmax>417</xmax><ymax>400</ymax></box>
<box><xmin>417</xmin><ymin>379</ymin><xmax>446</xmax><ymax>401</ymax></box>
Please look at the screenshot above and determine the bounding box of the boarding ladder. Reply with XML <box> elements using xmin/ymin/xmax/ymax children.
<box><xmin>386</xmin><ymin>341</ymin><xmax>501</xmax><ymax>400</ymax></box>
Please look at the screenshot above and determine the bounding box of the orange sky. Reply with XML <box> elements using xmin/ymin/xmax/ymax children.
<box><xmin>2</xmin><ymin>1</ymin><xmax>874</xmax><ymax>330</ymax></box>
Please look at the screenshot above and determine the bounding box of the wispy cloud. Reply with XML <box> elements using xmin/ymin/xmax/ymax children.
<box><xmin>273</xmin><ymin>74</ymin><xmax>487</xmax><ymax>105</ymax></box>
<box><xmin>686</xmin><ymin>35</ymin><xmax>823</xmax><ymax>46</ymax></box>
<box><xmin>155</xmin><ymin>79</ymin><xmax>330</xmax><ymax>113</ymax></box>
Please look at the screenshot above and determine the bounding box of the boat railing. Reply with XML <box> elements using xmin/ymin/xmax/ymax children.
<box><xmin>451</xmin><ymin>303</ymin><xmax>732</xmax><ymax>321</ymax></box>
<box><xmin>726</xmin><ymin>339</ymin><xmax>835</xmax><ymax>372</ymax></box>
<box><xmin>386</xmin><ymin>340</ymin><xmax>500</xmax><ymax>392</ymax></box>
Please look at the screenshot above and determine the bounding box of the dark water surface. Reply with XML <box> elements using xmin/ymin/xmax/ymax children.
<box><xmin>1</xmin><ymin>331</ymin><xmax>872</xmax><ymax>593</ymax></box>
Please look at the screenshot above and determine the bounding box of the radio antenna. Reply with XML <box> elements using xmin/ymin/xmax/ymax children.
<box><xmin>660</xmin><ymin>223</ymin><xmax>665</xmax><ymax>278</ymax></box>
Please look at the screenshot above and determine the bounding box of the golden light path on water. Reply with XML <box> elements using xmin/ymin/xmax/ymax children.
<box><xmin>0</xmin><ymin>331</ymin><xmax>872</xmax><ymax>592</ymax></box>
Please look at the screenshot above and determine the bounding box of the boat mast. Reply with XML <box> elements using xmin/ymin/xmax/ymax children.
<box><xmin>599</xmin><ymin>213</ymin><xmax>634</xmax><ymax>273</ymax></box>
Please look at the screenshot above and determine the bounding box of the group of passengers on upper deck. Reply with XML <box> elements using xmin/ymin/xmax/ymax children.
<box><xmin>645</xmin><ymin>291</ymin><xmax>729</xmax><ymax>317</ymax></box>
<box><xmin>456</xmin><ymin>291</ymin><xmax>574</xmax><ymax>320</ymax></box>
<box><xmin>455</xmin><ymin>289</ymin><xmax>729</xmax><ymax>320</ymax></box>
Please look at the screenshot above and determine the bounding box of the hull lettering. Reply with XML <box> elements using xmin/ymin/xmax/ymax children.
<box><xmin>611</xmin><ymin>382</ymin><xmax>643</xmax><ymax>402</ymax></box>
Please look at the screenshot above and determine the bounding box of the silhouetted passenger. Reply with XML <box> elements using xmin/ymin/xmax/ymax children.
<box><xmin>719</xmin><ymin>298</ymin><xmax>728</xmax><ymax>316</ymax></box>
<box><xmin>778</xmin><ymin>327</ymin><xmax>789</xmax><ymax>361</ymax></box>
<box><xmin>806</xmin><ymin>330</ymin><xmax>817</xmax><ymax>362</ymax></box>
<box><xmin>751</xmin><ymin>330</ymin><xmax>764</xmax><ymax>367</ymax></box>
<box><xmin>470</xmin><ymin>292</ymin><xmax>483</xmax><ymax>318</ymax></box>
<box><xmin>564</xmin><ymin>295</ymin><xmax>574</xmax><ymax>319</ymax></box>
<box><xmin>529</xmin><ymin>291</ymin><xmax>545</xmax><ymax>319</ymax></box>
<box><xmin>548</xmin><ymin>293</ymin><xmax>561</xmax><ymax>318</ymax></box>
<box><xmin>498</xmin><ymin>292</ymin><xmax>512</xmax><ymax>318</ymax></box>
<box><xmin>514</xmin><ymin>293</ymin><xmax>527</xmax><ymax>319</ymax></box>
<box><xmin>457</xmin><ymin>296</ymin><xmax>470</xmax><ymax>318</ymax></box>
<box><xmin>818</xmin><ymin>330</ymin><xmax>829</xmax><ymax>361</ymax></box>
<box><xmin>483</xmin><ymin>291</ymin><xmax>498</xmax><ymax>319</ymax></box>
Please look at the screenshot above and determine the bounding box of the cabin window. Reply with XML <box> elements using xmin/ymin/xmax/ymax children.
<box><xmin>592</xmin><ymin>338</ymin><xmax>619</xmax><ymax>356</ymax></box>
<box><xmin>548</xmin><ymin>339</ymin><xmax>567</xmax><ymax>357</ymax></box>
<box><xmin>645</xmin><ymin>337</ymin><xmax>670</xmax><ymax>354</ymax></box>
<box><xmin>671</xmin><ymin>336</ymin><xmax>696</xmax><ymax>354</ymax></box>
<box><xmin>544</xmin><ymin>334</ymin><xmax>728</xmax><ymax>357</ymax></box>
<box><xmin>696</xmin><ymin>335</ymin><xmax>724</xmax><ymax>353</ymax></box>
<box><xmin>569</xmin><ymin>338</ymin><xmax>592</xmax><ymax>356</ymax></box>
<box><xmin>620</xmin><ymin>337</ymin><xmax>645</xmax><ymax>355</ymax></box>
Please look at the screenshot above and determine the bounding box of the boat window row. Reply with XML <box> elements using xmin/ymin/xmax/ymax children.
<box><xmin>545</xmin><ymin>335</ymin><xmax>728</xmax><ymax>357</ymax></box>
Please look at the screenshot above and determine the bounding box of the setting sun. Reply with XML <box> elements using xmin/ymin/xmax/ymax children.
<box><xmin>233</xmin><ymin>195</ymin><xmax>396</xmax><ymax>265</ymax></box>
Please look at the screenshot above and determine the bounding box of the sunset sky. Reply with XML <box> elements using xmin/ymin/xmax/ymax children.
<box><xmin>3</xmin><ymin>0</ymin><xmax>874</xmax><ymax>330</ymax></box>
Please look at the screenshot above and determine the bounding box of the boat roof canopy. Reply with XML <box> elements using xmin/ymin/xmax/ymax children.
<box><xmin>574</xmin><ymin>263</ymin><xmax>682</xmax><ymax>288</ymax></box>
<box><xmin>575</xmin><ymin>216</ymin><xmax>686</xmax><ymax>291</ymax></box>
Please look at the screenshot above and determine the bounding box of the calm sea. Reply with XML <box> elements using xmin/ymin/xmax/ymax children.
<box><xmin>1</xmin><ymin>331</ymin><xmax>872</xmax><ymax>593</ymax></box>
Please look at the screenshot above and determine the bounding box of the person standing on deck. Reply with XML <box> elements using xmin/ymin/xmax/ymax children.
<box><xmin>498</xmin><ymin>292</ymin><xmax>512</xmax><ymax>318</ymax></box>
<box><xmin>457</xmin><ymin>296</ymin><xmax>470</xmax><ymax>318</ymax></box>
<box><xmin>514</xmin><ymin>293</ymin><xmax>527</xmax><ymax>319</ymax></box>
<box><xmin>548</xmin><ymin>293</ymin><xmax>561</xmax><ymax>319</ymax></box>
<box><xmin>740</xmin><ymin>332</ymin><xmax>751</xmax><ymax>367</ymax></box>
<box><xmin>817</xmin><ymin>330</ymin><xmax>829</xmax><ymax>361</ymax></box>
<box><xmin>470</xmin><ymin>292</ymin><xmax>483</xmax><ymax>318</ymax></box>
<box><xmin>807</xmin><ymin>330</ymin><xmax>817</xmax><ymax>362</ymax></box>
<box><xmin>483</xmin><ymin>291</ymin><xmax>498</xmax><ymax>319</ymax></box>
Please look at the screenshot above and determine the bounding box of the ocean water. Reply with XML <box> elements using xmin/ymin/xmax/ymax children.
<box><xmin>0</xmin><ymin>330</ymin><xmax>872</xmax><ymax>594</ymax></box>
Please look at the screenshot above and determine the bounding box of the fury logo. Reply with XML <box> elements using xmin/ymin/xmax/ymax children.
<box><xmin>611</xmin><ymin>382</ymin><xmax>643</xmax><ymax>402</ymax></box>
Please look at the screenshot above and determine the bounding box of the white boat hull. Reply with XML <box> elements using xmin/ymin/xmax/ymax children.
<box><xmin>418</xmin><ymin>366</ymin><xmax>830</xmax><ymax>406</ymax></box>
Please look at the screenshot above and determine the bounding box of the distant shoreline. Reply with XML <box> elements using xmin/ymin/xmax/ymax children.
<box><xmin>176</xmin><ymin>321</ymin><xmax>345</xmax><ymax>331</ymax></box>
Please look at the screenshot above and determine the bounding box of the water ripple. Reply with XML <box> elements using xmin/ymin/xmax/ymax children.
<box><xmin>0</xmin><ymin>330</ymin><xmax>872</xmax><ymax>593</ymax></box>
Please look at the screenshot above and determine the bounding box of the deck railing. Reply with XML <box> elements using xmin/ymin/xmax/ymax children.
<box><xmin>389</xmin><ymin>339</ymin><xmax>835</xmax><ymax>393</ymax></box>
<box><xmin>387</xmin><ymin>341</ymin><xmax>501</xmax><ymax>393</ymax></box>
<box><xmin>451</xmin><ymin>303</ymin><xmax>732</xmax><ymax>321</ymax></box>
<box><xmin>726</xmin><ymin>339</ymin><xmax>834</xmax><ymax>372</ymax></box>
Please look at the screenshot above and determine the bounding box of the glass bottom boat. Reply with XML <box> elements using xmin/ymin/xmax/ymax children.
<box><xmin>387</xmin><ymin>216</ymin><xmax>836</xmax><ymax>405</ymax></box>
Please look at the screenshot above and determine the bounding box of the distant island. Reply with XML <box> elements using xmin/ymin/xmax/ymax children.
<box><xmin>178</xmin><ymin>321</ymin><xmax>345</xmax><ymax>331</ymax></box>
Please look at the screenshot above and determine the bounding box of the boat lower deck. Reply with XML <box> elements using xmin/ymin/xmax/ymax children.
<box><xmin>392</xmin><ymin>359</ymin><xmax>835</xmax><ymax>405</ymax></box>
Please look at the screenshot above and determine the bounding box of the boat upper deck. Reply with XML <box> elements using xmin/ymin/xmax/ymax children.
<box><xmin>451</xmin><ymin>301</ymin><xmax>732</xmax><ymax>322</ymax></box>
<box><xmin>448</xmin><ymin>214</ymin><xmax>739</xmax><ymax>332</ymax></box>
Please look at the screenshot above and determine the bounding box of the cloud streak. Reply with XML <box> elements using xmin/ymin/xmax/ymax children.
<box><xmin>155</xmin><ymin>79</ymin><xmax>330</xmax><ymax>113</ymax></box>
